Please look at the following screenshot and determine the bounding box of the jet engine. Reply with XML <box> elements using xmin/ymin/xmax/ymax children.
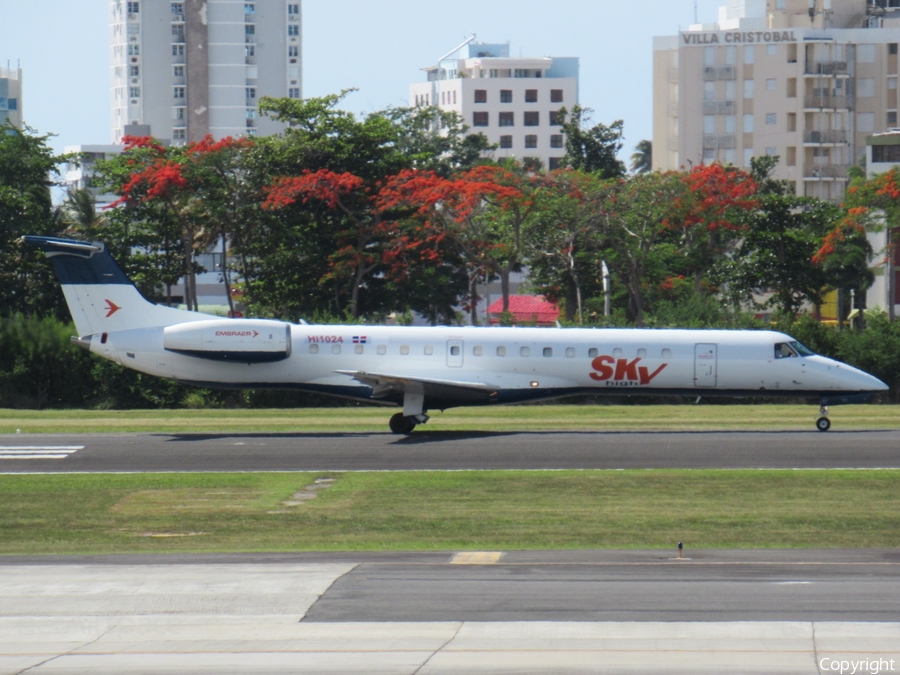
<box><xmin>163</xmin><ymin>319</ymin><xmax>291</xmax><ymax>363</ymax></box>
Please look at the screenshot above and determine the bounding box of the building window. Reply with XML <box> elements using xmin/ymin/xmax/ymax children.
<box><xmin>704</xmin><ymin>115</ymin><xmax>715</xmax><ymax>134</ymax></box>
<box><xmin>765</xmin><ymin>112</ymin><xmax>776</xmax><ymax>125</ymax></box>
<box><xmin>130</xmin><ymin>87</ymin><xmax>141</xmax><ymax>98</ymax></box>
<box><xmin>288</xmin><ymin>3</ymin><xmax>299</xmax><ymax>14</ymax></box>
<box><xmin>744</xmin><ymin>80</ymin><xmax>754</xmax><ymax>99</ymax></box>
<box><xmin>244</xmin><ymin>2</ymin><xmax>255</xmax><ymax>13</ymax></box>
<box><xmin>500</xmin><ymin>89</ymin><xmax>512</xmax><ymax>103</ymax></box>
<box><xmin>550</xmin><ymin>134</ymin><xmax>563</xmax><ymax>148</ymax></box>
<box><xmin>499</xmin><ymin>112</ymin><xmax>514</xmax><ymax>127</ymax></box>
<box><xmin>524</xmin><ymin>135</ymin><xmax>537</xmax><ymax>148</ymax></box>
<box><xmin>473</xmin><ymin>111</ymin><xmax>488</xmax><ymax>127</ymax></box>
<box><xmin>766</xmin><ymin>146</ymin><xmax>777</xmax><ymax>156</ymax></box>
<box><xmin>724</xmin><ymin>114</ymin><xmax>735</xmax><ymax>133</ymax></box>
<box><xmin>128</xmin><ymin>1</ymin><xmax>140</xmax><ymax>13</ymax></box>
<box><xmin>474</xmin><ymin>89</ymin><xmax>487</xmax><ymax>103</ymax></box>
<box><xmin>889</xmin><ymin>111</ymin><xmax>898</xmax><ymax>126</ymax></box>
<box><xmin>174</xmin><ymin>107</ymin><xmax>185</xmax><ymax>120</ymax></box>
<box><xmin>704</xmin><ymin>81</ymin><xmax>715</xmax><ymax>101</ymax></box>
<box><xmin>289</xmin><ymin>88</ymin><xmax>300</xmax><ymax>98</ymax></box>
<box><xmin>288</xmin><ymin>24</ymin><xmax>299</xmax><ymax>36</ymax></box>
<box><xmin>725</xmin><ymin>45</ymin><xmax>736</xmax><ymax>65</ymax></box>
<box><xmin>858</xmin><ymin>112</ymin><xmax>875</xmax><ymax>132</ymax></box>
<box><xmin>172</xmin><ymin>24</ymin><xmax>185</xmax><ymax>41</ymax></box>
<box><xmin>173</xmin><ymin>65</ymin><xmax>183</xmax><ymax>77</ymax></box>
<box><xmin>128</xmin><ymin>44</ymin><xmax>140</xmax><ymax>56</ymax></box>
<box><xmin>858</xmin><ymin>44</ymin><xmax>876</xmax><ymax>63</ymax></box>
<box><xmin>173</xmin><ymin>86</ymin><xmax>184</xmax><ymax>99</ymax></box>
<box><xmin>858</xmin><ymin>78</ymin><xmax>875</xmax><ymax>98</ymax></box>
<box><xmin>172</xmin><ymin>44</ymin><xmax>184</xmax><ymax>57</ymax></box>
<box><xmin>549</xmin><ymin>110</ymin><xmax>561</xmax><ymax>126</ymax></box>
<box><xmin>767</xmin><ymin>44</ymin><xmax>777</xmax><ymax>56</ymax></box>
<box><xmin>744</xmin><ymin>147</ymin><xmax>753</xmax><ymax>166</ymax></box>
<box><xmin>743</xmin><ymin>45</ymin><xmax>754</xmax><ymax>64</ymax></box>
<box><xmin>288</xmin><ymin>45</ymin><xmax>298</xmax><ymax>57</ymax></box>
<box><xmin>452</xmin><ymin>90</ymin><xmax>456</xmax><ymax>104</ymax></box>
<box><xmin>130</xmin><ymin>65</ymin><xmax>140</xmax><ymax>77</ymax></box>
<box><xmin>524</xmin><ymin>111</ymin><xmax>539</xmax><ymax>126</ymax></box>
<box><xmin>246</xmin><ymin>108</ymin><xmax>257</xmax><ymax>119</ymax></box>
<box><xmin>743</xmin><ymin>113</ymin><xmax>754</xmax><ymax>133</ymax></box>
<box><xmin>873</xmin><ymin>144</ymin><xmax>900</xmax><ymax>162</ymax></box>
<box><xmin>525</xmin><ymin>89</ymin><xmax>538</xmax><ymax>103</ymax></box>
<box><xmin>499</xmin><ymin>135</ymin><xmax>513</xmax><ymax>149</ymax></box>
<box><xmin>171</xmin><ymin>2</ymin><xmax>183</xmax><ymax>13</ymax></box>
<box><xmin>173</xmin><ymin>129</ymin><xmax>186</xmax><ymax>141</ymax></box>
<box><xmin>704</xmin><ymin>46</ymin><xmax>715</xmax><ymax>67</ymax></box>
<box><xmin>551</xmin><ymin>89</ymin><xmax>563</xmax><ymax>103</ymax></box>
<box><xmin>766</xmin><ymin>78</ymin><xmax>776</xmax><ymax>91</ymax></box>
<box><xmin>246</xmin><ymin>87</ymin><xmax>256</xmax><ymax>99</ymax></box>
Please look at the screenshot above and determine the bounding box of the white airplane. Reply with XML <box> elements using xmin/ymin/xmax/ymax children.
<box><xmin>26</xmin><ymin>235</ymin><xmax>888</xmax><ymax>433</ymax></box>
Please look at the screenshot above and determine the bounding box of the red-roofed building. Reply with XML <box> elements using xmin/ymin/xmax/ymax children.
<box><xmin>486</xmin><ymin>295</ymin><xmax>560</xmax><ymax>325</ymax></box>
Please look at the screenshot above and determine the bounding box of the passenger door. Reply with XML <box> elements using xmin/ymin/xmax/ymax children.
<box><xmin>694</xmin><ymin>343</ymin><xmax>717</xmax><ymax>388</ymax></box>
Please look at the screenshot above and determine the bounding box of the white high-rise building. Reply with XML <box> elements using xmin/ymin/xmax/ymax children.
<box><xmin>0</xmin><ymin>65</ymin><xmax>22</xmax><ymax>128</ymax></box>
<box><xmin>410</xmin><ymin>38</ymin><xmax>579</xmax><ymax>171</ymax></box>
<box><xmin>654</xmin><ymin>0</ymin><xmax>900</xmax><ymax>202</ymax></box>
<box><xmin>110</xmin><ymin>0</ymin><xmax>302</xmax><ymax>144</ymax></box>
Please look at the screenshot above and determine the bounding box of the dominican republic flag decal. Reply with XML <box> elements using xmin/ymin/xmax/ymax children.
<box><xmin>352</xmin><ymin>336</ymin><xmax>368</xmax><ymax>344</ymax></box>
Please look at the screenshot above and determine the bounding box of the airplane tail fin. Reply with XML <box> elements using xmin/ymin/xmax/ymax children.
<box><xmin>23</xmin><ymin>236</ymin><xmax>207</xmax><ymax>336</ymax></box>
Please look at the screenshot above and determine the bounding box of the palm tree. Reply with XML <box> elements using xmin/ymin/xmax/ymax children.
<box><xmin>58</xmin><ymin>188</ymin><xmax>106</xmax><ymax>238</ymax></box>
<box><xmin>630</xmin><ymin>140</ymin><xmax>652</xmax><ymax>174</ymax></box>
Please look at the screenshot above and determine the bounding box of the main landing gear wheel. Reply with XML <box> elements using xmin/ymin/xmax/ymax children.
<box><xmin>389</xmin><ymin>412</ymin><xmax>417</xmax><ymax>435</ymax></box>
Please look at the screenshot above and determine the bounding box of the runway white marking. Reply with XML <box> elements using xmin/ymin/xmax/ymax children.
<box><xmin>0</xmin><ymin>446</ymin><xmax>82</xmax><ymax>460</ymax></box>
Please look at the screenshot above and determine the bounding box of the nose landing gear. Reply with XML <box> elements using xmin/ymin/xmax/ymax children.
<box><xmin>815</xmin><ymin>404</ymin><xmax>831</xmax><ymax>432</ymax></box>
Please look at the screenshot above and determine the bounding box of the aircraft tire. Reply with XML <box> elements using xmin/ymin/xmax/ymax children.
<box><xmin>389</xmin><ymin>412</ymin><xmax>416</xmax><ymax>435</ymax></box>
<box><xmin>815</xmin><ymin>416</ymin><xmax>831</xmax><ymax>432</ymax></box>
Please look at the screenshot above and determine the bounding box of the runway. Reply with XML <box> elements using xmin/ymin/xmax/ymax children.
<box><xmin>3</xmin><ymin>431</ymin><xmax>899</xmax><ymax>672</ymax></box>
<box><xmin>2</xmin><ymin>551</ymin><xmax>899</xmax><ymax>674</ymax></box>
<box><xmin>2</xmin><ymin>428</ymin><xmax>900</xmax><ymax>472</ymax></box>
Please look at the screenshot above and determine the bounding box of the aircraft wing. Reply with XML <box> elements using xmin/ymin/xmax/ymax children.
<box><xmin>334</xmin><ymin>370</ymin><xmax>499</xmax><ymax>404</ymax></box>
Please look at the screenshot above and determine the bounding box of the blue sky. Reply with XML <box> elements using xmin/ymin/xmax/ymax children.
<box><xmin>1</xmin><ymin>0</ymin><xmax>724</xmax><ymax>156</ymax></box>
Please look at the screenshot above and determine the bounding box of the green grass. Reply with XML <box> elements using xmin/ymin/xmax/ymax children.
<box><xmin>2</xmin><ymin>470</ymin><xmax>899</xmax><ymax>554</ymax></box>
<box><xmin>1</xmin><ymin>403</ymin><xmax>898</xmax><ymax>434</ymax></box>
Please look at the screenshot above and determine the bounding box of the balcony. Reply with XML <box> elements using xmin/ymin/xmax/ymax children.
<box><xmin>805</xmin><ymin>61</ymin><xmax>849</xmax><ymax>76</ymax></box>
<box><xmin>804</xmin><ymin>94</ymin><xmax>851</xmax><ymax>110</ymax></box>
<box><xmin>804</xmin><ymin>165</ymin><xmax>848</xmax><ymax>180</ymax></box>
<box><xmin>702</xmin><ymin>99</ymin><xmax>735</xmax><ymax>114</ymax></box>
<box><xmin>702</xmin><ymin>66</ymin><xmax>735</xmax><ymax>81</ymax></box>
<box><xmin>703</xmin><ymin>134</ymin><xmax>735</xmax><ymax>149</ymax></box>
<box><xmin>803</xmin><ymin>130</ymin><xmax>849</xmax><ymax>144</ymax></box>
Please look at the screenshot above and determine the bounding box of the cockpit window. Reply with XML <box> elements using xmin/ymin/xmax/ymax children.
<box><xmin>774</xmin><ymin>342</ymin><xmax>798</xmax><ymax>359</ymax></box>
<box><xmin>790</xmin><ymin>341</ymin><xmax>815</xmax><ymax>357</ymax></box>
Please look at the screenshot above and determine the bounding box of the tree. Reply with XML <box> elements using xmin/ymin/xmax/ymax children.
<box><xmin>630</xmin><ymin>140</ymin><xmax>652</xmax><ymax>174</ymax></box>
<box><xmin>558</xmin><ymin>106</ymin><xmax>626</xmax><ymax>179</ymax></box>
<box><xmin>585</xmin><ymin>172</ymin><xmax>686</xmax><ymax>326</ymax></box>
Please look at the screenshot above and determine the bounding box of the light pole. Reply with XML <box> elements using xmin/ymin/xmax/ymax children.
<box><xmin>601</xmin><ymin>260</ymin><xmax>610</xmax><ymax>317</ymax></box>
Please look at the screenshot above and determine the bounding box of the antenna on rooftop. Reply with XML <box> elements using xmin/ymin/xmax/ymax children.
<box><xmin>694</xmin><ymin>0</ymin><xmax>698</xmax><ymax>23</ymax></box>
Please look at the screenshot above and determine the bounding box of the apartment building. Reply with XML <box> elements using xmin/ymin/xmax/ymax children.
<box><xmin>110</xmin><ymin>0</ymin><xmax>301</xmax><ymax>144</ymax></box>
<box><xmin>654</xmin><ymin>0</ymin><xmax>900</xmax><ymax>203</ymax></box>
<box><xmin>0</xmin><ymin>66</ymin><xmax>22</xmax><ymax>128</ymax></box>
<box><xmin>410</xmin><ymin>38</ymin><xmax>579</xmax><ymax>170</ymax></box>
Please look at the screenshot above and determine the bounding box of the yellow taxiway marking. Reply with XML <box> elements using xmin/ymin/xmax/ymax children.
<box><xmin>451</xmin><ymin>551</ymin><xmax>504</xmax><ymax>565</ymax></box>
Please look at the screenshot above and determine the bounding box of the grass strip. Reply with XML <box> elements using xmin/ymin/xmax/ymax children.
<box><xmin>1</xmin><ymin>470</ymin><xmax>898</xmax><ymax>554</ymax></box>
<box><xmin>1</xmin><ymin>403</ymin><xmax>898</xmax><ymax>434</ymax></box>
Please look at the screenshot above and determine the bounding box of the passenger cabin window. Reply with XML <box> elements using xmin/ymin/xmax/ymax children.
<box><xmin>774</xmin><ymin>342</ymin><xmax>798</xmax><ymax>359</ymax></box>
<box><xmin>332</xmin><ymin>344</ymin><xmax>341</xmax><ymax>354</ymax></box>
<box><xmin>309</xmin><ymin>344</ymin><xmax>319</xmax><ymax>354</ymax></box>
<box><xmin>496</xmin><ymin>346</ymin><xmax>506</xmax><ymax>357</ymax></box>
<box><xmin>520</xmin><ymin>346</ymin><xmax>530</xmax><ymax>357</ymax></box>
<box><xmin>565</xmin><ymin>347</ymin><xmax>575</xmax><ymax>358</ymax></box>
<box><xmin>400</xmin><ymin>345</ymin><xmax>410</xmax><ymax>355</ymax></box>
<box><xmin>450</xmin><ymin>346</ymin><xmax>460</xmax><ymax>356</ymax></box>
<box><xmin>613</xmin><ymin>348</ymin><xmax>623</xmax><ymax>358</ymax></box>
<box><xmin>588</xmin><ymin>347</ymin><xmax>599</xmax><ymax>358</ymax></box>
<box><xmin>377</xmin><ymin>345</ymin><xmax>386</xmax><ymax>355</ymax></box>
<box><xmin>637</xmin><ymin>348</ymin><xmax>647</xmax><ymax>358</ymax></box>
<box><xmin>543</xmin><ymin>347</ymin><xmax>553</xmax><ymax>357</ymax></box>
<box><xmin>473</xmin><ymin>346</ymin><xmax>483</xmax><ymax>356</ymax></box>
<box><xmin>354</xmin><ymin>345</ymin><xmax>363</xmax><ymax>354</ymax></box>
<box><xmin>424</xmin><ymin>345</ymin><xmax>434</xmax><ymax>355</ymax></box>
<box><xmin>662</xmin><ymin>348</ymin><xmax>672</xmax><ymax>358</ymax></box>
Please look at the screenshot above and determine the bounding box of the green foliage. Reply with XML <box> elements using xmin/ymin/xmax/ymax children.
<box><xmin>558</xmin><ymin>106</ymin><xmax>626</xmax><ymax>178</ymax></box>
<box><xmin>630</xmin><ymin>139</ymin><xmax>652</xmax><ymax>174</ymax></box>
